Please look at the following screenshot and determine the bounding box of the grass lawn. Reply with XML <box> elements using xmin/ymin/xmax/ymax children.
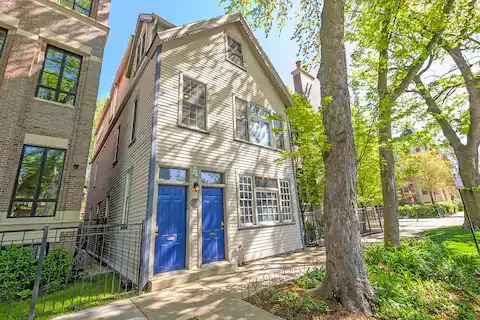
<box><xmin>424</xmin><ymin>226</ymin><xmax>480</xmax><ymax>255</ymax></box>
<box><xmin>0</xmin><ymin>273</ymin><xmax>135</xmax><ymax>320</ymax></box>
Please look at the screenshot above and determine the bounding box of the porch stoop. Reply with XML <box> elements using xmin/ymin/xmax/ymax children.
<box><xmin>148</xmin><ymin>260</ymin><xmax>238</xmax><ymax>291</ymax></box>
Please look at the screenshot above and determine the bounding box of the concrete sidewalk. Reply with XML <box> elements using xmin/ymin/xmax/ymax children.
<box><xmin>54</xmin><ymin>214</ymin><xmax>463</xmax><ymax>320</ymax></box>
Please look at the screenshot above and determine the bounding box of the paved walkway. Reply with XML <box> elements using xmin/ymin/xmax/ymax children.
<box><xmin>54</xmin><ymin>214</ymin><xmax>463</xmax><ymax>320</ymax></box>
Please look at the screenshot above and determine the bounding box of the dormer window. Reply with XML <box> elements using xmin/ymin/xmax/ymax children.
<box><xmin>58</xmin><ymin>0</ymin><xmax>92</xmax><ymax>17</ymax></box>
<box><xmin>226</xmin><ymin>35</ymin><xmax>244</xmax><ymax>68</ymax></box>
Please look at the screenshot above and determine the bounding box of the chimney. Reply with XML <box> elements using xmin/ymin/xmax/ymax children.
<box><xmin>295</xmin><ymin>60</ymin><xmax>301</xmax><ymax>69</ymax></box>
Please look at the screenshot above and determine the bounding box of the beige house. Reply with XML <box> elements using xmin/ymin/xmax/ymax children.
<box><xmin>0</xmin><ymin>0</ymin><xmax>110</xmax><ymax>233</ymax></box>
<box><xmin>87</xmin><ymin>12</ymin><xmax>303</xmax><ymax>289</ymax></box>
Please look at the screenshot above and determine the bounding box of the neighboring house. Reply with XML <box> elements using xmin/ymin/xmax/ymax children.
<box><xmin>291</xmin><ymin>61</ymin><xmax>321</xmax><ymax>109</ymax></box>
<box><xmin>86</xmin><ymin>13</ymin><xmax>303</xmax><ymax>289</ymax></box>
<box><xmin>399</xmin><ymin>143</ymin><xmax>459</xmax><ymax>204</ymax></box>
<box><xmin>0</xmin><ymin>1</ymin><xmax>110</xmax><ymax>234</ymax></box>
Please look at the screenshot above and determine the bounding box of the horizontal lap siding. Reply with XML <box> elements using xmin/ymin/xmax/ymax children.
<box><xmin>157</xmin><ymin>24</ymin><xmax>302</xmax><ymax>266</ymax></box>
<box><xmin>85</xmin><ymin>59</ymin><xmax>155</xmax><ymax>281</ymax></box>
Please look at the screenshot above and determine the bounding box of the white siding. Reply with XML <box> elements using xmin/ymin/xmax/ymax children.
<box><xmin>85</xmin><ymin>58</ymin><xmax>155</xmax><ymax>282</ymax></box>
<box><xmin>156</xmin><ymin>24</ymin><xmax>302</xmax><ymax>266</ymax></box>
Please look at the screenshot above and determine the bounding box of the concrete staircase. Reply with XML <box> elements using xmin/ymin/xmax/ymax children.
<box><xmin>148</xmin><ymin>260</ymin><xmax>238</xmax><ymax>291</ymax></box>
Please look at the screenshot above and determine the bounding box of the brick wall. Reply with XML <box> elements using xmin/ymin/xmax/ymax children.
<box><xmin>0</xmin><ymin>0</ymin><xmax>110</xmax><ymax>229</ymax></box>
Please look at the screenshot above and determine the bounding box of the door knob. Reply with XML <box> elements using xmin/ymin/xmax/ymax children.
<box><xmin>155</xmin><ymin>226</ymin><xmax>159</xmax><ymax>235</ymax></box>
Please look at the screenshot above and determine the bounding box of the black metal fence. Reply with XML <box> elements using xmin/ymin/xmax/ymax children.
<box><xmin>0</xmin><ymin>222</ymin><xmax>144</xmax><ymax>320</ymax></box>
<box><xmin>302</xmin><ymin>206</ymin><xmax>384</xmax><ymax>246</ymax></box>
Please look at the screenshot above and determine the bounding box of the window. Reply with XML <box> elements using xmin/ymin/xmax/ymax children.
<box><xmin>226</xmin><ymin>35</ymin><xmax>244</xmax><ymax>67</ymax></box>
<box><xmin>114</xmin><ymin>125</ymin><xmax>120</xmax><ymax>164</ymax></box>
<box><xmin>136</xmin><ymin>45</ymin><xmax>141</xmax><ymax>68</ymax></box>
<box><xmin>234</xmin><ymin>97</ymin><xmax>285</xmax><ymax>150</ymax></box>
<box><xmin>237</xmin><ymin>176</ymin><xmax>293</xmax><ymax>227</ymax></box>
<box><xmin>36</xmin><ymin>46</ymin><xmax>82</xmax><ymax>105</ymax></box>
<box><xmin>273</xmin><ymin>117</ymin><xmax>285</xmax><ymax>150</ymax></box>
<box><xmin>159</xmin><ymin>168</ymin><xmax>187</xmax><ymax>182</ymax></box>
<box><xmin>110</xmin><ymin>86</ymin><xmax>118</xmax><ymax>120</ymax></box>
<box><xmin>93</xmin><ymin>161</ymin><xmax>98</xmax><ymax>188</ymax></box>
<box><xmin>141</xmin><ymin>32</ymin><xmax>146</xmax><ymax>56</ymax></box>
<box><xmin>201</xmin><ymin>172</ymin><xmax>222</xmax><ymax>184</ymax></box>
<box><xmin>280</xmin><ymin>180</ymin><xmax>292</xmax><ymax>222</ymax></box>
<box><xmin>58</xmin><ymin>0</ymin><xmax>92</xmax><ymax>17</ymax></box>
<box><xmin>130</xmin><ymin>100</ymin><xmax>138</xmax><ymax>142</ymax></box>
<box><xmin>9</xmin><ymin>145</ymin><xmax>66</xmax><ymax>217</ymax></box>
<box><xmin>238</xmin><ymin>176</ymin><xmax>254</xmax><ymax>225</ymax></box>
<box><xmin>105</xmin><ymin>195</ymin><xmax>111</xmax><ymax>222</ymax></box>
<box><xmin>121</xmin><ymin>171</ymin><xmax>131</xmax><ymax>224</ymax></box>
<box><xmin>0</xmin><ymin>28</ymin><xmax>7</xmax><ymax>57</ymax></box>
<box><xmin>181</xmin><ymin>77</ymin><xmax>207</xmax><ymax>130</ymax></box>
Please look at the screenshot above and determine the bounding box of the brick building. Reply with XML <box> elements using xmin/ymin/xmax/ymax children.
<box><xmin>0</xmin><ymin>0</ymin><xmax>110</xmax><ymax>232</ymax></box>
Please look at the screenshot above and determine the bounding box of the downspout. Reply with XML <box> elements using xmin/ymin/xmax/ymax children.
<box><xmin>286</xmin><ymin>110</ymin><xmax>305</xmax><ymax>249</ymax></box>
<box><xmin>140</xmin><ymin>44</ymin><xmax>162</xmax><ymax>290</ymax></box>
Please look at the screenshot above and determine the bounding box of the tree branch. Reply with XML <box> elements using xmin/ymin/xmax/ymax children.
<box><xmin>443</xmin><ymin>44</ymin><xmax>477</xmax><ymax>92</ymax></box>
<box><xmin>390</xmin><ymin>0</ymin><xmax>455</xmax><ymax>102</ymax></box>
<box><xmin>414</xmin><ymin>76</ymin><xmax>464</xmax><ymax>151</ymax></box>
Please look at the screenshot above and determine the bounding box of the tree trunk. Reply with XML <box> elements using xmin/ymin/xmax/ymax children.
<box><xmin>430</xmin><ymin>192</ymin><xmax>435</xmax><ymax>204</ymax></box>
<box><xmin>456</xmin><ymin>149</ymin><xmax>480</xmax><ymax>228</ymax></box>
<box><xmin>317</xmin><ymin>0</ymin><xmax>373</xmax><ymax>314</ymax></box>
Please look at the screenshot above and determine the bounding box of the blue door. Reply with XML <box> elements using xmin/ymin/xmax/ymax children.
<box><xmin>154</xmin><ymin>185</ymin><xmax>186</xmax><ymax>273</ymax></box>
<box><xmin>202</xmin><ymin>187</ymin><xmax>225</xmax><ymax>264</ymax></box>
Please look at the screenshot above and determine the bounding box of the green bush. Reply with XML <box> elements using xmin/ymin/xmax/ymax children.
<box><xmin>365</xmin><ymin>239</ymin><xmax>480</xmax><ymax>319</ymax></box>
<box><xmin>0</xmin><ymin>245</ymin><xmax>37</xmax><ymax>301</ymax></box>
<box><xmin>399</xmin><ymin>200</ymin><xmax>460</xmax><ymax>218</ymax></box>
<box><xmin>41</xmin><ymin>247</ymin><xmax>74</xmax><ymax>291</ymax></box>
<box><xmin>294</xmin><ymin>267</ymin><xmax>326</xmax><ymax>289</ymax></box>
<box><xmin>0</xmin><ymin>246</ymin><xmax>74</xmax><ymax>301</ymax></box>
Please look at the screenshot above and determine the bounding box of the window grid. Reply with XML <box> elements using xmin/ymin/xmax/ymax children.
<box><xmin>8</xmin><ymin>145</ymin><xmax>66</xmax><ymax>218</ymax></box>
<box><xmin>280</xmin><ymin>180</ymin><xmax>292</xmax><ymax>222</ymax></box>
<box><xmin>36</xmin><ymin>45</ymin><xmax>82</xmax><ymax>105</ymax></box>
<box><xmin>0</xmin><ymin>28</ymin><xmax>7</xmax><ymax>57</ymax></box>
<box><xmin>234</xmin><ymin>97</ymin><xmax>285</xmax><ymax>150</ymax></box>
<box><xmin>58</xmin><ymin>0</ymin><xmax>93</xmax><ymax>17</ymax></box>
<box><xmin>238</xmin><ymin>176</ymin><xmax>254</xmax><ymax>225</ymax></box>
<box><xmin>227</xmin><ymin>35</ymin><xmax>244</xmax><ymax>67</ymax></box>
<box><xmin>181</xmin><ymin>77</ymin><xmax>206</xmax><ymax>130</ymax></box>
<box><xmin>255</xmin><ymin>191</ymin><xmax>280</xmax><ymax>223</ymax></box>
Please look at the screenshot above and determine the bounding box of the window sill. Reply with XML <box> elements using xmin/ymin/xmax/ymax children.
<box><xmin>226</xmin><ymin>58</ymin><xmax>247</xmax><ymax>72</ymax></box>
<box><xmin>234</xmin><ymin>137</ymin><xmax>285</xmax><ymax>153</ymax></box>
<box><xmin>238</xmin><ymin>222</ymin><xmax>295</xmax><ymax>230</ymax></box>
<box><xmin>7</xmin><ymin>214</ymin><xmax>56</xmax><ymax>219</ymax></box>
<box><xmin>34</xmin><ymin>97</ymin><xmax>75</xmax><ymax>109</ymax></box>
<box><xmin>178</xmin><ymin>124</ymin><xmax>210</xmax><ymax>135</ymax></box>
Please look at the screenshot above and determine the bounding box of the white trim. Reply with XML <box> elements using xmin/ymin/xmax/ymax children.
<box><xmin>34</xmin><ymin>97</ymin><xmax>75</xmax><ymax>109</ymax></box>
<box><xmin>225</xmin><ymin>32</ymin><xmax>246</xmax><ymax>70</ymax></box>
<box><xmin>93</xmin><ymin>161</ymin><xmax>98</xmax><ymax>188</ymax></box>
<box><xmin>0</xmin><ymin>12</ymin><xmax>20</xmax><ymax>29</ymax></box>
<box><xmin>16</xmin><ymin>28</ymin><xmax>39</xmax><ymax>40</ymax></box>
<box><xmin>24</xmin><ymin>133</ymin><xmax>69</xmax><ymax>149</ymax></box>
<box><xmin>113</xmin><ymin>125</ymin><xmax>120</xmax><ymax>163</ymax></box>
<box><xmin>39</xmin><ymin>28</ymin><xmax>93</xmax><ymax>56</ymax></box>
<box><xmin>121</xmin><ymin>171</ymin><xmax>132</xmax><ymax>224</ymax></box>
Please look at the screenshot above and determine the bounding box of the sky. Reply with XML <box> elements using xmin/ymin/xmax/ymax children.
<box><xmin>97</xmin><ymin>0</ymin><xmax>300</xmax><ymax>99</ymax></box>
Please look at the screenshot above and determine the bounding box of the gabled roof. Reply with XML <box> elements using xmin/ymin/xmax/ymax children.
<box><xmin>151</xmin><ymin>12</ymin><xmax>291</xmax><ymax>106</ymax></box>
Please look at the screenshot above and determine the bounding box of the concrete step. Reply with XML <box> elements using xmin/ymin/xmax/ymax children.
<box><xmin>147</xmin><ymin>260</ymin><xmax>237</xmax><ymax>291</ymax></box>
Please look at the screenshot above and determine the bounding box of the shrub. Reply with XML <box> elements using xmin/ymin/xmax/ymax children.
<box><xmin>0</xmin><ymin>245</ymin><xmax>37</xmax><ymax>301</ymax></box>
<box><xmin>399</xmin><ymin>200</ymin><xmax>460</xmax><ymax>219</ymax></box>
<box><xmin>41</xmin><ymin>247</ymin><xmax>75</xmax><ymax>291</ymax></box>
<box><xmin>294</xmin><ymin>267</ymin><xmax>326</xmax><ymax>289</ymax></box>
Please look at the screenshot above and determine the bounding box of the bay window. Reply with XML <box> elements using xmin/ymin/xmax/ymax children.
<box><xmin>234</xmin><ymin>97</ymin><xmax>286</xmax><ymax>150</ymax></box>
<box><xmin>238</xmin><ymin>175</ymin><xmax>293</xmax><ymax>227</ymax></box>
<box><xmin>9</xmin><ymin>145</ymin><xmax>66</xmax><ymax>217</ymax></box>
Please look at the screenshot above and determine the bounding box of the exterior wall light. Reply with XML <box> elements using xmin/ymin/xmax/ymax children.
<box><xmin>193</xmin><ymin>181</ymin><xmax>200</xmax><ymax>192</ymax></box>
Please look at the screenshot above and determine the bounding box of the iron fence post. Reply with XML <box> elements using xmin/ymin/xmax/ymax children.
<box><xmin>28</xmin><ymin>225</ymin><xmax>49</xmax><ymax>320</ymax></box>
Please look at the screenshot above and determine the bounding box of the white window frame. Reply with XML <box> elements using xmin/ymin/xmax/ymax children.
<box><xmin>121</xmin><ymin>171</ymin><xmax>132</xmax><ymax>224</ymax></box>
<box><xmin>233</xmin><ymin>96</ymin><xmax>286</xmax><ymax>151</ymax></box>
<box><xmin>237</xmin><ymin>175</ymin><xmax>294</xmax><ymax>228</ymax></box>
<box><xmin>178</xmin><ymin>73</ymin><xmax>208</xmax><ymax>132</ymax></box>
<box><xmin>225</xmin><ymin>33</ymin><xmax>245</xmax><ymax>69</ymax></box>
<box><xmin>105</xmin><ymin>195</ymin><xmax>110</xmax><ymax>223</ymax></box>
<box><xmin>113</xmin><ymin>125</ymin><xmax>120</xmax><ymax>164</ymax></box>
<box><xmin>279</xmin><ymin>179</ymin><xmax>293</xmax><ymax>222</ymax></box>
